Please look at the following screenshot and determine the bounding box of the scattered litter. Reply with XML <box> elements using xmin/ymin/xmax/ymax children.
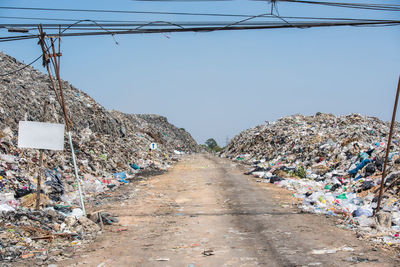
<box><xmin>21</xmin><ymin>253</ymin><xmax>34</xmax><ymax>259</ymax></box>
<box><xmin>310</xmin><ymin>246</ymin><xmax>354</xmax><ymax>255</ymax></box>
<box><xmin>345</xmin><ymin>256</ymin><xmax>379</xmax><ymax>263</ymax></box>
<box><xmin>311</xmin><ymin>248</ymin><xmax>338</xmax><ymax>255</ymax></box>
<box><xmin>341</xmin><ymin>246</ymin><xmax>355</xmax><ymax>252</ymax></box>
<box><xmin>202</xmin><ymin>249</ymin><xmax>215</xmax><ymax>256</ymax></box>
<box><xmin>156</xmin><ymin>258</ymin><xmax>170</xmax><ymax>261</ymax></box>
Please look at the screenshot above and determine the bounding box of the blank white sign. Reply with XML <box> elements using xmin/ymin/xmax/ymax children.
<box><xmin>18</xmin><ymin>121</ymin><xmax>65</xmax><ymax>150</ymax></box>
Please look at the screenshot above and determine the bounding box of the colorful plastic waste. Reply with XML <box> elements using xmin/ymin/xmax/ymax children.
<box><xmin>131</xmin><ymin>163</ymin><xmax>141</xmax><ymax>170</ymax></box>
<box><xmin>223</xmin><ymin>113</ymin><xmax>400</xmax><ymax>248</ymax></box>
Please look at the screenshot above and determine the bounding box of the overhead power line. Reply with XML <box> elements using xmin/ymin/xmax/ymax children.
<box><xmin>0</xmin><ymin>15</ymin><xmax>394</xmax><ymax>24</ymax></box>
<box><xmin>0</xmin><ymin>16</ymin><xmax>144</xmax><ymax>23</ymax></box>
<box><xmin>1</xmin><ymin>17</ymin><xmax>396</xmax><ymax>32</ymax></box>
<box><xmin>257</xmin><ymin>0</ymin><xmax>400</xmax><ymax>11</ymax></box>
<box><xmin>0</xmin><ymin>19</ymin><xmax>399</xmax><ymax>43</ymax></box>
<box><xmin>6</xmin><ymin>1</ymin><xmax>395</xmax><ymax>18</ymax></box>
<box><xmin>0</xmin><ymin>6</ymin><xmax>260</xmax><ymax>17</ymax></box>
<box><xmin>2</xmin><ymin>19</ymin><xmax>393</xmax><ymax>29</ymax></box>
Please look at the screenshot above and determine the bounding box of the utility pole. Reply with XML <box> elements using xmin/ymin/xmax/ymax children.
<box><xmin>375</xmin><ymin>76</ymin><xmax>400</xmax><ymax>214</ymax></box>
<box><xmin>37</xmin><ymin>25</ymin><xmax>86</xmax><ymax>215</ymax></box>
<box><xmin>225</xmin><ymin>136</ymin><xmax>230</xmax><ymax>147</ymax></box>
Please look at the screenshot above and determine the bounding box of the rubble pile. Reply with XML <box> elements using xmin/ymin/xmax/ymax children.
<box><xmin>223</xmin><ymin>113</ymin><xmax>400</xmax><ymax>247</ymax></box>
<box><xmin>0</xmin><ymin>209</ymin><xmax>100</xmax><ymax>262</ymax></box>
<box><xmin>0</xmin><ymin>52</ymin><xmax>199</xmax><ymax>263</ymax></box>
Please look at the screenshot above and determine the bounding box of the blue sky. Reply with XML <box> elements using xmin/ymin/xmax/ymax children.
<box><xmin>1</xmin><ymin>0</ymin><xmax>399</xmax><ymax>146</ymax></box>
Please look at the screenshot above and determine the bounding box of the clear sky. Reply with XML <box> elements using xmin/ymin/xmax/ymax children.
<box><xmin>1</xmin><ymin>0</ymin><xmax>399</xmax><ymax>146</ymax></box>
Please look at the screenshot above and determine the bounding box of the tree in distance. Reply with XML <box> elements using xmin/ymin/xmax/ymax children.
<box><xmin>204</xmin><ymin>138</ymin><xmax>223</xmax><ymax>152</ymax></box>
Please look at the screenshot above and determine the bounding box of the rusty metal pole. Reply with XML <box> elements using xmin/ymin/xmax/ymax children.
<box><xmin>375</xmin><ymin>76</ymin><xmax>400</xmax><ymax>214</ymax></box>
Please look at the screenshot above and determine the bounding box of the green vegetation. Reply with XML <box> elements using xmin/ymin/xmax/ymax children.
<box><xmin>287</xmin><ymin>166</ymin><xmax>307</xmax><ymax>178</ymax></box>
<box><xmin>295</xmin><ymin>166</ymin><xmax>307</xmax><ymax>178</ymax></box>
<box><xmin>204</xmin><ymin>138</ymin><xmax>224</xmax><ymax>152</ymax></box>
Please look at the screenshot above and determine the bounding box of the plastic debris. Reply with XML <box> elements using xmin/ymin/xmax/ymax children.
<box><xmin>223</xmin><ymin>113</ymin><xmax>400</xmax><ymax>248</ymax></box>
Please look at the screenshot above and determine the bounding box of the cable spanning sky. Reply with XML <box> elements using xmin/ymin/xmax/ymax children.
<box><xmin>1</xmin><ymin>0</ymin><xmax>399</xmax><ymax>146</ymax></box>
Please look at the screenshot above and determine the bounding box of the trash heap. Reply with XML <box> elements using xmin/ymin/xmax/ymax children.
<box><xmin>0</xmin><ymin>208</ymin><xmax>101</xmax><ymax>262</ymax></box>
<box><xmin>223</xmin><ymin>113</ymin><xmax>400</xmax><ymax>248</ymax></box>
<box><xmin>0</xmin><ymin>52</ymin><xmax>199</xmax><ymax>263</ymax></box>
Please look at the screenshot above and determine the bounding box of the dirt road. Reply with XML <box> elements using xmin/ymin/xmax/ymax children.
<box><xmin>61</xmin><ymin>154</ymin><xmax>398</xmax><ymax>266</ymax></box>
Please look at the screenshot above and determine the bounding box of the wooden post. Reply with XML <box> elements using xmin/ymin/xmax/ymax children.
<box><xmin>35</xmin><ymin>101</ymin><xmax>48</xmax><ymax>210</ymax></box>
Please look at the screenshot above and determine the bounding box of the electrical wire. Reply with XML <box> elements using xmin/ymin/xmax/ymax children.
<box><xmin>217</xmin><ymin>13</ymin><xmax>270</xmax><ymax>30</ymax></box>
<box><xmin>134</xmin><ymin>21</ymin><xmax>185</xmax><ymax>30</ymax></box>
<box><xmin>2</xmin><ymin>18</ymin><xmax>396</xmax><ymax>31</ymax></box>
<box><xmin>0</xmin><ymin>54</ymin><xmax>42</xmax><ymax>76</ymax></box>
<box><xmin>0</xmin><ymin>9</ymin><xmax>398</xmax><ymax>44</ymax></box>
<box><xmin>1</xmin><ymin>19</ymin><xmax>397</xmax><ymax>43</ymax></box>
<box><xmin>0</xmin><ymin>6</ymin><xmax>261</xmax><ymax>18</ymax></box>
<box><xmin>0</xmin><ymin>16</ymin><xmax>150</xmax><ymax>23</ymax></box>
<box><xmin>0</xmin><ymin>2</ymin><xmax>397</xmax><ymax>74</ymax></box>
<box><xmin>58</xmin><ymin>19</ymin><xmax>120</xmax><ymax>44</ymax></box>
<box><xmin>0</xmin><ymin>22</ymin><xmax>395</xmax><ymax>97</ymax></box>
<box><xmin>0</xmin><ymin>15</ymin><xmax>393</xmax><ymax>24</ymax></box>
<box><xmin>258</xmin><ymin>0</ymin><xmax>400</xmax><ymax>11</ymax></box>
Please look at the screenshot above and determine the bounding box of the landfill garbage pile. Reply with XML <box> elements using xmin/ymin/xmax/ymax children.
<box><xmin>0</xmin><ymin>51</ymin><xmax>199</xmax><ymax>263</ymax></box>
<box><xmin>223</xmin><ymin>113</ymin><xmax>400</xmax><ymax>248</ymax></box>
<box><xmin>111</xmin><ymin>111</ymin><xmax>199</xmax><ymax>153</ymax></box>
<box><xmin>0</xmin><ymin>208</ymin><xmax>101</xmax><ymax>262</ymax></box>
